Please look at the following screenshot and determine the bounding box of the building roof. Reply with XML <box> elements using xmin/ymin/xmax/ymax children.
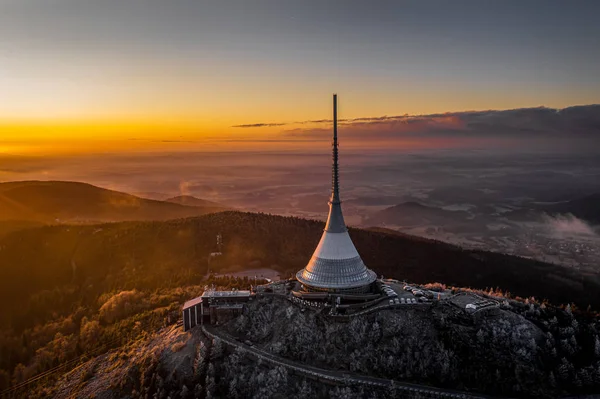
<box><xmin>201</xmin><ymin>290</ymin><xmax>251</xmax><ymax>298</ymax></box>
<box><xmin>212</xmin><ymin>303</ymin><xmax>244</xmax><ymax>309</ymax></box>
<box><xmin>183</xmin><ymin>290</ymin><xmax>251</xmax><ymax>309</ymax></box>
<box><xmin>183</xmin><ymin>296</ymin><xmax>203</xmax><ymax>309</ymax></box>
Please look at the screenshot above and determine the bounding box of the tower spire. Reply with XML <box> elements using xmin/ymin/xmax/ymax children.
<box><xmin>295</xmin><ymin>94</ymin><xmax>377</xmax><ymax>293</ymax></box>
<box><xmin>324</xmin><ymin>94</ymin><xmax>346</xmax><ymax>233</ymax></box>
<box><xmin>332</xmin><ymin>93</ymin><xmax>340</xmax><ymax>203</ymax></box>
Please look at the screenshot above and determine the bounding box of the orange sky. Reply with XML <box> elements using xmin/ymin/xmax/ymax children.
<box><xmin>2</xmin><ymin>2</ymin><xmax>600</xmax><ymax>155</ymax></box>
<box><xmin>3</xmin><ymin>81</ymin><xmax>598</xmax><ymax>155</ymax></box>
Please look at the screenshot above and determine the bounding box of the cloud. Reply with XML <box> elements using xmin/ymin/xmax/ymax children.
<box><xmin>179</xmin><ymin>180</ymin><xmax>192</xmax><ymax>196</ymax></box>
<box><xmin>230</xmin><ymin>105</ymin><xmax>600</xmax><ymax>141</ymax></box>
<box><xmin>232</xmin><ymin>123</ymin><xmax>287</xmax><ymax>128</ymax></box>
<box><xmin>542</xmin><ymin>213</ymin><xmax>597</xmax><ymax>237</ymax></box>
<box><xmin>155</xmin><ymin>140</ymin><xmax>197</xmax><ymax>143</ymax></box>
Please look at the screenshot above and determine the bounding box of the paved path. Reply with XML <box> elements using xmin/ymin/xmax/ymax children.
<box><xmin>203</xmin><ymin>325</ymin><xmax>491</xmax><ymax>399</ymax></box>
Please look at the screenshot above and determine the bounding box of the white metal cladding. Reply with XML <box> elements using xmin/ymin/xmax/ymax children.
<box><xmin>296</xmin><ymin>232</ymin><xmax>377</xmax><ymax>289</ymax></box>
<box><xmin>310</xmin><ymin>231</ymin><xmax>360</xmax><ymax>259</ymax></box>
<box><xmin>296</xmin><ymin>256</ymin><xmax>377</xmax><ymax>289</ymax></box>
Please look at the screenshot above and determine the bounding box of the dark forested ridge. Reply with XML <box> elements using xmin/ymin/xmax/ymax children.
<box><xmin>1</xmin><ymin>211</ymin><xmax>599</xmax><ymax>330</ymax></box>
<box><xmin>1</xmin><ymin>211</ymin><xmax>599</xmax><ymax>325</ymax></box>
<box><xmin>1</xmin><ymin>211</ymin><xmax>599</xmax><ymax>396</ymax></box>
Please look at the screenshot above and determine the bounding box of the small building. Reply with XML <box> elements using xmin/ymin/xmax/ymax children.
<box><xmin>182</xmin><ymin>290</ymin><xmax>252</xmax><ymax>331</ymax></box>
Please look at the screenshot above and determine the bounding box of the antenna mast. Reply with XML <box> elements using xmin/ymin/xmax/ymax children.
<box><xmin>331</xmin><ymin>94</ymin><xmax>340</xmax><ymax>203</ymax></box>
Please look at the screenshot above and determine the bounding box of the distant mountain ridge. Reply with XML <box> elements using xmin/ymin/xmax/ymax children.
<box><xmin>368</xmin><ymin>193</ymin><xmax>600</xmax><ymax>227</ymax></box>
<box><xmin>539</xmin><ymin>193</ymin><xmax>600</xmax><ymax>224</ymax></box>
<box><xmin>499</xmin><ymin>193</ymin><xmax>600</xmax><ymax>224</ymax></box>
<box><xmin>365</xmin><ymin>201</ymin><xmax>470</xmax><ymax>226</ymax></box>
<box><xmin>0</xmin><ymin>181</ymin><xmax>227</xmax><ymax>223</ymax></box>
<box><xmin>166</xmin><ymin>195</ymin><xmax>228</xmax><ymax>209</ymax></box>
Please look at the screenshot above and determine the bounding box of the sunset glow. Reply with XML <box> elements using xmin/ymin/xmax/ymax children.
<box><xmin>1</xmin><ymin>1</ymin><xmax>599</xmax><ymax>155</ymax></box>
<box><xmin>2</xmin><ymin>3</ymin><xmax>600</xmax><ymax>398</ymax></box>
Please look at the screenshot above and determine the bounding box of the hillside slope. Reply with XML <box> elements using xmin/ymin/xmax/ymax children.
<box><xmin>0</xmin><ymin>181</ymin><xmax>227</xmax><ymax>223</ymax></box>
<box><xmin>1</xmin><ymin>212</ymin><xmax>600</xmax><ymax>398</ymax></box>
<box><xmin>1</xmin><ymin>211</ymin><xmax>598</xmax><ymax>331</ymax></box>
<box><xmin>38</xmin><ymin>296</ymin><xmax>600</xmax><ymax>399</ymax></box>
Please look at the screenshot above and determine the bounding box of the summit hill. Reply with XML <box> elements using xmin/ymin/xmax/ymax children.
<box><xmin>0</xmin><ymin>181</ymin><xmax>227</xmax><ymax>224</ymax></box>
<box><xmin>32</xmin><ymin>293</ymin><xmax>600</xmax><ymax>399</ymax></box>
<box><xmin>1</xmin><ymin>211</ymin><xmax>599</xmax><ymax>331</ymax></box>
<box><xmin>1</xmin><ymin>212</ymin><xmax>600</xmax><ymax>398</ymax></box>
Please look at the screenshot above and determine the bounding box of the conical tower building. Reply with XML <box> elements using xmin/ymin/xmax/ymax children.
<box><xmin>296</xmin><ymin>94</ymin><xmax>377</xmax><ymax>293</ymax></box>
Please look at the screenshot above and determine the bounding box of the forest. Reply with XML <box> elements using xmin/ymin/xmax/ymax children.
<box><xmin>0</xmin><ymin>211</ymin><xmax>599</xmax><ymax>395</ymax></box>
<box><xmin>224</xmin><ymin>296</ymin><xmax>600</xmax><ymax>397</ymax></box>
<box><xmin>19</xmin><ymin>292</ymin><xmax>600</xmax><ymax>398</ymax></box>
<box><xmin>0</xmin><ymin>274</ymin><xmax>265</xmax><ymax>395</ymax></box>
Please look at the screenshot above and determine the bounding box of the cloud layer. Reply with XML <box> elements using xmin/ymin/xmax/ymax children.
<box><xmin>232</xmin><ymin>105</ymin><xmax>600</xmax><ymax>141</ymax></box>
<box><xmin>543</xmin><ymin>213</ymin><xmax>598</xmax><ymax>237</ymax></box>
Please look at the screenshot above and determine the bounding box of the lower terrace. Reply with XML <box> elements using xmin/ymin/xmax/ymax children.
<box><xmin>186</xmin><ymin>278</ymin><xmax>502</xmax><ymax>327</ymax></box>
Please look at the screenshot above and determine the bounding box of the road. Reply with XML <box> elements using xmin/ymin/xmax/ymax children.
<box><xmin>203</xmin><ymin>325</ymin><xmax>491</xmax><ymax>399</ymax></box>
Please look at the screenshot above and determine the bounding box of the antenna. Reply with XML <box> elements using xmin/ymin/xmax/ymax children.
<box><xmin>207</xmin><ymin>233</ymin><xmax>223</xmax><ymax>277</ymax></box>
<box><xmin>323</xmin><ymin>94</ymin><xmax>347</xmax><ymax>233</ymax></box>
<box><xmin>331</xmin><ymin>93</ymin><xmax>340</xmax><ymax>203</ymax></box>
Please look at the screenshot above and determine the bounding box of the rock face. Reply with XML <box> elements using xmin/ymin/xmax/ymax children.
<box><xmin>227</xmin><ymin>297</ymin><xmax>549</xmax><ymax>396</ymax></box>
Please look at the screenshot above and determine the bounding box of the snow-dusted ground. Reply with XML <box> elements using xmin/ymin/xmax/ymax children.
<box><xmin>44</xmin><ymin>295</ymin><xmax>598</xmax><ymax>398</ymax></box>
<box><xmin>51</xmin><ymin>326</ymin><xmax>207</xmax><ymax>399</ymax></box>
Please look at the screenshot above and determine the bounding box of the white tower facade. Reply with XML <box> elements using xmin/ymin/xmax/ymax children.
<box><xmin>295</xmin><ymin>95</ymin><xmax>377</xmax><ymax>293</ymax></box>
